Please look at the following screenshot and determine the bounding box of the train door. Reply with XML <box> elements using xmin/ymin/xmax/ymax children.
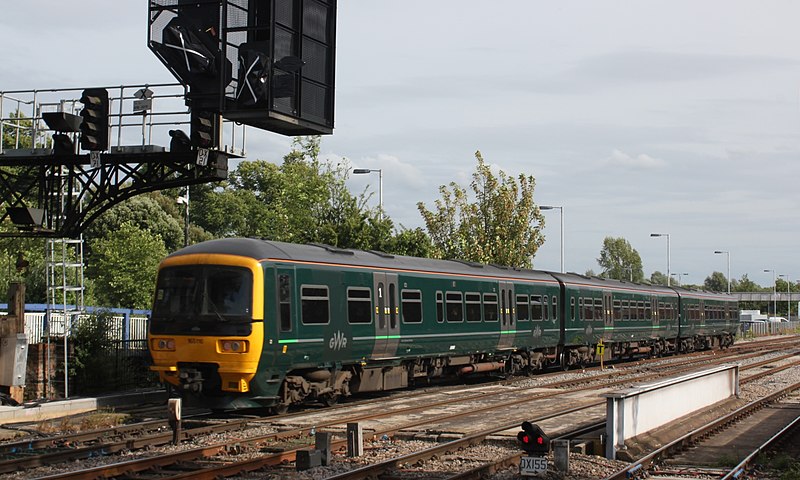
<box><xmin>603</xmin><ymin>292</ymin><xmax>614</xmax><ymax>332</ymax></box>
<box><xmin>497</xmin><ymin>281</ymin><xmax>515</xmax><ymax>349</ymax></box>
<box><xmin>652</xmin><ymin>296</ymin><xmax>659</xmax><ymax>327</ymax></box>
<box><xmin>371</xmin><ymin>272</ymin><xmax>399</xmax><ymax>358</ymax></box>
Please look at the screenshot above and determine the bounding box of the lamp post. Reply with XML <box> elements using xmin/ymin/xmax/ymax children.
<box><xmin>353</xmin><ymin>168</ymin><xmax>383</xmax><ymax>219</ymax></box>
<box><xmin>713</xmin><ymin>250</ymin><xmax>731</xmax><ymax>294</ymax></box>
<box><xmin>764</xmin><ymin>269</ymin><xmax>776</xmax><ymax>318</ymax></box>
<box><xmin>650</xmin><ymin>233</ymin><xmax>670</xmax><ymax>286</ymax></box>
<box><xmin>779</xmin><ymin>274</ymin><xmax>791</xmax><ymax>321</ymax></box>
<box><xmin>670</xmin><ymin>272</ymin><xmax>689</xmax><ymax>286</ymax></box>
<box><xmin>540</xmin><ymin>205</ymin><xmax>564</xmax><ymax>273</ymax></box>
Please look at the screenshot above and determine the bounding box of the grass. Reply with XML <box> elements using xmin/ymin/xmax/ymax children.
<box><xmin>36</xmin><ymin>408</ymin><xmax>131</xmax><ymax>434</ymax></box>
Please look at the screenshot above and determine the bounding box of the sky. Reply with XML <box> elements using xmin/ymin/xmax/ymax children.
<box><xmin>3</xmin><ymin>1</ymin><xmax>800</xmax><ymax>287</ymax></box>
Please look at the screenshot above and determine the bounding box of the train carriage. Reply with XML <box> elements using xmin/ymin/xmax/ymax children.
<box><xmin>675</xmin><ymin>288</ymin><xmax>738</xmax><ymax>351</ymax></box>
<box><xmin>551</xmin><ymin>273</ymin><xmax>681</xmax><ymax>367</ymax></box>
<box><xmin>149</xmin><ymin>238</ymin><xmax>562</xmax><ymax>410</ymax></box>
<box><xmin>148</xmin><ymin>238</ymin><xmax>739</xmax><ymax>411</ymax></box>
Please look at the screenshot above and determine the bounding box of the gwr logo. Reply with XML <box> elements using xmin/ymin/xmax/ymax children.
<box><xmin>329</xmin><ymin>330</ymin><xmax>348</xmax><ymax>350</ymax></box>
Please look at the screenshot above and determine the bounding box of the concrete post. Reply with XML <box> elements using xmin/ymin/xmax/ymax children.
<box><xmin>347</xmin><ymin>422</ymin><xmax>364</xmax><ymax>457</ymax></box>
<box><xmin>315</xmin><ymin>431</ymin><xmax>332</xmax><ymax>466</ymax></box>
<box><xmin>553</xmin><ymin>439</ymin><xmax>570</xmax><ymax>472</ymax></box>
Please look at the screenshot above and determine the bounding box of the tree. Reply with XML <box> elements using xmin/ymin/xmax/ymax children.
<box><xmin>650</xmin><ymin>271</ymin><xmax>668</xmax><ymax>285</ymax></box>
<box><xmin>86</xmin><ymin>193</ymin><xmax>184</xmax><ymax>253</ymax></box>
<box><xmin>87</xmin><ymin>222</ymin><xmax>167</xmax><ymax>309</ymax></box>
<box><xmin>1</xmin><ymin>111</ymin><xmax>34</xmax><ymax>150</ymax></box>
<box><xmin>417</xmin><ymin>151</ymin><xmax>545</xmax><ymax>268</ymax></box>
<box><xmin>731</xmin><ymin>274</ymin><xmax>763</xmax><ymax>292</ymax></box>
<box><xmin>597</xmin><ymin>237</ymin><xmax>643</xmax><ymax>282</ymax></box>
<box><xmin>704</xmin><ymin>271</ymin><xmax>729</xmax><ymax>292</ymax></box>
<box><xmin>191</xmin><ymin>136</ymin><xmax>395</xmax><ymax>250</ymax></box>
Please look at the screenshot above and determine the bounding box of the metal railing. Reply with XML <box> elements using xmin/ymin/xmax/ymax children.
<box><xmin>1</xmin><ymin>83</ymin><xmax>246</xmax><ymax>157</ymax></box>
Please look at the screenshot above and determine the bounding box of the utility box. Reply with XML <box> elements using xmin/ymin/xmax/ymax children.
<box><xmin>0</xmin><ymin>334</ymin><xmax>28</xmax><ymax>386</ymax></box>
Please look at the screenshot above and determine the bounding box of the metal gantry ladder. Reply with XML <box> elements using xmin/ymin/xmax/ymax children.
<box><xmin>44</xmin><ymin>163</ymin><xmax>85</xmax><ymax>399</ymax></box>
<box><xmin>45</xmin><ymin>237</ymin><xmax>85</xmax><ymax>399</ymax></box>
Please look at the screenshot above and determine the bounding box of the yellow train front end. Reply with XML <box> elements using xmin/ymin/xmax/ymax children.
<box><xmin>148</xmin><ymin>253</ymin><xmax>266</xmax><ymax>409</ymax></box>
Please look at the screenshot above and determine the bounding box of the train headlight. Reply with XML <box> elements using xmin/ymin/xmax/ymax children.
<box><xmin>220</xmin><ymin>340</ymin><xmax>249</xmax><ymax>353</ymax></box>
<box><xmin>153</xmin><ymin>338</ymin><xmax>176</xmax><ymax>351</ymax></box>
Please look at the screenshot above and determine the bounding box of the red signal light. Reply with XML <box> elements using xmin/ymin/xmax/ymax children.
<box><xmin>517</xmin><ymin>422</ymin><xmax>550</xmax><ymax>454</ymax></box>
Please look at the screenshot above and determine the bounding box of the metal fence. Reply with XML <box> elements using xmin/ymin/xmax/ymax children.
<box><xmin>740</xmin><ymin>320</ymin><xmax>800</xmax><ymax>337</ymax></box>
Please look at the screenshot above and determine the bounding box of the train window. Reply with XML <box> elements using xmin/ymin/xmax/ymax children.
<box><xmin>594</xmin><ymin>298</ymin><xmax>603</xmax><ymax>320</ymax></box>
<box><xmin>531</xmin><ymin>295</ymin><xmax>543</xmax><ymax>321</ymax></box>
<box><xmin>401</xmin><ymin>290</ymin><xmax>423</xmax><ymax>324</ymax></box>
<box><xmin>301</xmin><ymin>285</ymin><xmax>329</xmax><ymax>325</ymax></box>
<box><xmin>613</xmin><ymin>300</ymin><xmax>622</xmax><ymax>321</ymax></box>
<box><xmin>552</xmin><ymin>296</ymin><xmax>558</xmax><ymax>320</ymax></box>
<box><xmin>508</xmin><ymin>290</ymin><xmax>514</xmax><ymax>326</ymax></box>
<box><xmin>580</xmin><ymin>298</ymin><xmax>589</xmax><ymax>320</ymax></box>
<box><xmin>389</xmin><ymin>283</ymin><xmax>397</xmax><ymax>329</ymax></box>
<box><xmin>483</xmin><ymin>293</ymin><xmax>499</xmax><ymax>322</ymax></box>
<box><xmin>516</xmin><ymin>294</ymin><xmax>529</xmax><ymax>321</ymax></box>
<box><xmin>446</xmin><ymin>292</ymin><xmax>464</xmax><ymax>322</ymax></box>
<box><xmin>347</xmin><ymin>288</ymin><xmax>372</xmax><ymax>324</ymax></box>
<box><xmin>645</xmin><ymin>301</ymin><xmax>652</xmax><ymax>321</ymax></box>
<box><xmin>436</xmin><ymin>291</ymin><xmax>444</xmax><ymax>323</ymax></box>
<box><xmin>466</xmin><ymin>293</ymin><xmax>482</xmax><ymax>322</ymax></box>
<box><xmin>637</xmin><ymin>301</ymin><xmax>645</xmax><ymax>320</ymax></box>
<box><xmin>279</xmin><ymin>274</ymin><xmax>292</xmax><ymax>332</ymax></box>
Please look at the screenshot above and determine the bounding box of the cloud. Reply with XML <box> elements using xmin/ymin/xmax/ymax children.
<box><xmin>606</xmin><ymin>149</ymin><xmax>666</xmax><ymax>169</ymax></box>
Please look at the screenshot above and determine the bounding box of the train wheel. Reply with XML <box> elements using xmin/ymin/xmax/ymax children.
<box><xmin>321</xmin><ymin>394</ymin><xmax>339</xmax><ymax>407</ymax></box>
<box><xmin>271</xmin><ymin>403</ymin><xmax>289</xmax><ymax>415</ymax></box>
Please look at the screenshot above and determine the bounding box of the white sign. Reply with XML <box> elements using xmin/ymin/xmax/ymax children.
<box><xmin>89</xmin><ymin>151</ymin><xmax>101</xmax><ymax>168</ymax></box>
<box><xmin>519</xmin><ymin>456</ymin><xmax>548</xmax><ymax>476</ymax></box>
<box><xmin>196</xmin><ymin>148</ymin><xmax>209</xmax><ymax>166</ymax></box>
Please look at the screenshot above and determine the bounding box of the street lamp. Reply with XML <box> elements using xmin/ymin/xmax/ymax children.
<box><xmin>764</xmin><ymin>269</ymin><xmax>776</xmax><ymax>318</ymax></box>
<box><xmin>353</xmin><ymin>168</ymin><xmax>383</xmax><ymax>219</ymax></box>
<box><xmin>540</xmin><ymin>205</ymin><xmax>564</xmax><ymax>273</ymax></box>
<box><xmin>779</xmin><ymin>274</ymin><xmax>791</xmax><ymax>321</ymax></box>
<box><xmin>670</xmin><ymin>272</ymin><xmax>689</xmax><ymax>286</ymax></box>
<box><xmin>713</xmin><ymin>250</ymin><xmax>731</xmax><ymax>294</ymax></box>
<box><xmin>650</xmin><ymin>233</ymin><xmax>670</xmax><ymax>286</ymax></box>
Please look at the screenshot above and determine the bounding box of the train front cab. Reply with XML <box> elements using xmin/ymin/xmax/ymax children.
<box><xmin>148</xmin><ymin>253</ymin><xmax>266</xmax><ymax>409</ymax></box>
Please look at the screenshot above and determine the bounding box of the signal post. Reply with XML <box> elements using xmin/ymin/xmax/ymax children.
<box><xmin>517</xmin><ymin>421</ymin><xmax>550</xmax><ymax>476</ymax></box>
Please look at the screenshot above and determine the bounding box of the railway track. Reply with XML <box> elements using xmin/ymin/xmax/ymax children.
<box><xmin>7</xmin><ymin>337</ymin><xmax>796</xmax><ymax>480</ymax></box>
<box><xmin>603</xmin><ymin>380</ymin><xmax>800</xmax><ymax>479</ymax></box>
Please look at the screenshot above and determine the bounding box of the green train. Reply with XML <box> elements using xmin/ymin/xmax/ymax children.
<box><xmin>148</xmin><ymin>238</ymin><xmax>739</xmax><ymax>411</ymax></box>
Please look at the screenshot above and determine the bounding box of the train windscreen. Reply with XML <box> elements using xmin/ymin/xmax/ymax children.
<box><xmin>150</xmin><ymin>265</ymin><xmax>254</xmax><ymax>335</ymax></box>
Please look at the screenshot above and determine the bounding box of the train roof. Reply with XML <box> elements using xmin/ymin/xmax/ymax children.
<box><xmin>167</xmin><ymin>237</ymin><xmax>560</xmax><ymax>284</ymax></box>
<box><xmin>550</xmin><ymin>271</ymin><xmax>678</xmax><ymax>295</ymax></box>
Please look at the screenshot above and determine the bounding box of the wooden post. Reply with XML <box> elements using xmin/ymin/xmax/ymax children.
<box><xmin>1</xmin><ymin>283</ymin><xmax>26</xmax><ymax>403</ymax></box>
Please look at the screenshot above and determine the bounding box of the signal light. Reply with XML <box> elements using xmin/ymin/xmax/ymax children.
<box><xmin>79</xmin><ymin>88</ymin><xmax>109</xmax><ymax>151</ymax></box>
<box><xmin>190</xmin><ymin>110</ymin><xmax>220</xmax><ymax>149</ymax></box>
<box><xmin>517</xmin><ymin>421</ymin><xmax>550</xmax><ymax>455</ymax></box>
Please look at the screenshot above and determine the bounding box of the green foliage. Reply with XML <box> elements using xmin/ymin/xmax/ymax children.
<box><xmin>87</xmin><ymin>193</ymin><xmax>184</xmax><ymax>253</ymax></box>
<box><xmin>0</xmin><ymin>237</ymin><xmax>48</xmax><ymax>303</ymax></box>
<box><xmin>731</xmin><ymin>274</ymin><xmax>764</xmax><ymax>292</ymax></box>
<box><xmin>88</xmin><ymin>222</ymin><xmax>167</xmax><ymax>309</ymax></box>
<box><xmin>1</xmin><ymin>111</ymin><xmax>34</xmax><ymax>150</ymax></box>
<box><xmin>192</xmin><ymin>136</ymin><xmax>395</xmax><ymax>250</ymax></box>
<box><xmin>650</xmin><ymin>271</ymin><xmax>668</xmax><ymax>285</ymax></box>
<box><xmin>417</xmin><ymin>151</ymin><xmax>545</xmax><ymax>268</ymax></box>
<box><xmin>704</xmin><ymin>271</ymin><xmax>729</xmax><ymax>292</ymax></box>
<box><xmin>597</xmin><ymin>236</ymin><xmax>644</xmax><ymax>282</ymax></box>
<box><xmin>385</xmin><ymin>227</ymin><xmax>435</xmax><ymax>258</ymax></box>
<box><xmin>71</xmin><ymin>311</ymin><xmax>115</xmax><ymax>394</ymax></box>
